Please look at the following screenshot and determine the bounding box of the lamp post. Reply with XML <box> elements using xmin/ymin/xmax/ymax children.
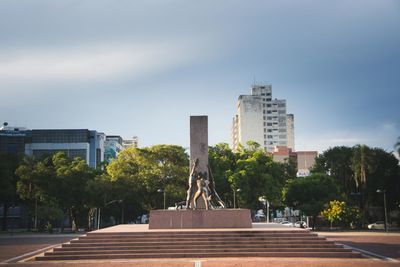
<box><xmin>233</xmin><ymin>188</ymin><xmax>241</xmax><ymax>209</ymax></box>
<box><xmin>158</xmin><ymin>189</ymin><xmax>166</xmax><ymax>210</ymax></box>
<box><xmin>258</xmin><ymin>196</ymin><xmax>270</xmax><ymax>223</ymax></box>
<box><xmin>376</xmin><ymin>189</ymin><xmax>388</xmax><ymax>232</ymax></box>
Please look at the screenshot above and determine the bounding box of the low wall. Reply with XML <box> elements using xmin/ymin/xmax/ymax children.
<box><xmin>149</xmin><ymin>209</ymin><xmax>252</xmax><ymax>229</ymax></box>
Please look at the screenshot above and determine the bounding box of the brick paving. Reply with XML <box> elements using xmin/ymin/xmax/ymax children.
<box><xmin>1</xmin><ymin>226</ymin><xmax>399</xmax><ymax>266</ymax></box>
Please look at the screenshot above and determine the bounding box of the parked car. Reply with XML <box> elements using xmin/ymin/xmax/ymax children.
<box><xmin>280</xmin><ymin>221</ymin><xmax>294</xmax><ymax>227</ymax></box>
<box><xmin>135</xmin><ymin>214</ymin><xmax>149</xmax><ymax>224</ymax></box>
<box><xmin>294</xmin><ymin>221</ymin><xmax>308</xmax><ymax>228</ymax></box>
<box><xmin>367</xmin><ymin>221</ymin><xmax>386</xmax><ymax>230</ymax></box>
<box><xmin>254</xmin><ymin>209</ymin><xmax>266</xmax><ymax>222</ymax></box>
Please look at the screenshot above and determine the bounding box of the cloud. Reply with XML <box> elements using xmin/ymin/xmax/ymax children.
<box><xmin>296</xmin><ymin>122</ymin><xmax>399</xmax><ymax>153</ymax></box>
<box><xmin>0</xmin><ymin>40</ymin><xmax>207</xmax><ymax>84</ymax></box>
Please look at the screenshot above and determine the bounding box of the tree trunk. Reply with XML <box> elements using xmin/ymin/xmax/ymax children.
<box><xmin>69</xmin><ymin>209</ymin><xmax>78</xmax><ymax>232</ymax></box>
<box><xmin>2</xmin><ymin>202</ymin><xmax>9</xmax><ymax>231</ymax></box>
<box><xmin>60</xmin><ymin>211</ymin><xmax>65</xmax><ymax>233</ymax></box>
<box><xmin>312</xmin><ymin>215</ymin><xmax>316</xmax><ymax>230</ymax></box>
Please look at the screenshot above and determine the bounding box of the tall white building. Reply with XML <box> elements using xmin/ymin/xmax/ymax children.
<box><xmin>232</xmin><ymin>84</ymin><xmax>294</xmax><ymax>152</ymax></box>
<box><xmin>286</xmin><ymin>114</ymin><xmax>295</xmax><ymax>151</ymax></box>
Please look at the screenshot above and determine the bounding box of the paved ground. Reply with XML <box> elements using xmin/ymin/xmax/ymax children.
<box><xmin>0</xmin><ymin>225</ymin><xmax>399</xmax><ymax>266</ymax></box>
<box><xmin>0</xmin><ymin>233</ymin><xmax>81</xmax><ymax>263</ymax></box>
<box><xmin>317</xmin><ymin>231</ymin><xmax>400</xmax><ymax>261</ymax></box>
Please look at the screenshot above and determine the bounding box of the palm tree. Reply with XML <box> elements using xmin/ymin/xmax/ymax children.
<box><xmin>351</xmin><ymin>145</ymin><xmax>373</xmax><ymax>227</ymax></box>
<box><xmin>396</xmin><ymin>137</ymin><xmax>400</xmax><ymax>155</ymax></box>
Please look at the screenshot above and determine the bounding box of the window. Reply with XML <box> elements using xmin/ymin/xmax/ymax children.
<box><xmin>267</xmin><ymin>123</ymin><xmax>272</xmax><ymax>126</ymax></box>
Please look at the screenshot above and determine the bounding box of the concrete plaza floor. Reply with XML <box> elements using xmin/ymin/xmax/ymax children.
<box><xmin>1</xmin><ymin>224</ymin><xmax>399</xmax><ymax>266</ymax></box>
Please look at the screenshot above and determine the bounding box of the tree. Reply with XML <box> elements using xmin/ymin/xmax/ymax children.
<box><xmin>320</xmin><ymin>200</ymin><xmax>346</xmax><ymax>229</ymax></box>
<box><xmin>16</xmin><ymin>152</ymin><xmax>97</xmax><ymax>231</ymax></box>
<box><xmin>0</xmin><ymin>153</ymin><xmax>22</xmax><ymax>231</ymax></box>
<box><xmin>282</xmin><ymin>173</ymin><xmax>339</xmax><ymax>229</ymax></box>
<box><xmin>228</xmin><ymin>143</ymin><xmax>291</xmax><ymax>210</ymax></box>
<box><xmin>321</xmin><ymin>200</ymin><xmax>362</xmax><ymax>229</ymax></box>
<box><xmin>352</xmin><ymin>145</ymin><xmax>374</xmax><ymax>226</ymax></box>
<box><xmin>312</xmin><ymin>146</ymin><xmax>355</xmax><ymax>195</ymax></box>
<box><xmin>107</xmin><ymin>145</ymin><xmax>189</xmax><ymax>214</ymax></box>
<box><xmin>208</xmin><ymin>143</ymin><xmax>236</xmax><ymax>205</ymax></box>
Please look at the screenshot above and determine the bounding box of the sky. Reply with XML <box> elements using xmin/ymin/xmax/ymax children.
<box><xmin>0</xmin><ymin>0</ymin><xmax>399</xmax><ymax>153</ymax></box>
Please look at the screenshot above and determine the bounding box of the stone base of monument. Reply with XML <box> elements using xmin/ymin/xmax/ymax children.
<box><xmin>148</xmin><ymin>209</ymin><xmax>252</xmax><ymax>229</ymax></box>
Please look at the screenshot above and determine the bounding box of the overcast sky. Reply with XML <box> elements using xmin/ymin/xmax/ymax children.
<box><xmin>0</xmin><ymin>0</ymin><xmax>399</xmax><ymax>153</ymax></box>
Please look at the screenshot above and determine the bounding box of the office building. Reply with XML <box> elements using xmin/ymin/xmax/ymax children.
<box><xmin>232</xmin><ymin>84</ymin><xmax>294</xmax><ymax>152</ymax></box>
<box><xmin>0</xmin><ymin>123</ymin><xmax>31</xmax><ymax>154</ymax></box>
<box><xmin>104</xmin><ymin>135</ymin><xmax>123</xmax><ymax>162</ymax></box>
<box><xmin>123</xmin><ymin>136</ymin><xmax>139</xmax><ymax>149</ymax></box>
<box><xmin>1</xmin><ymin>123</ymin><xmax>105</xmax><ymax>168</ymax></box>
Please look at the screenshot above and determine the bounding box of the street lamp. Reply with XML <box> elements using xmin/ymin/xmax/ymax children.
<box><xmin>258</xmin><ymin>196</ymin><xmax>270</xmax><ymax>223</ymax></box>
<box><xmin>233</xmin><ymin>188</ymin><xmax>241</xmax><ymax>209</ymax></box>
<box><xmin>376</xmin><ymin>189</ymin><xmax>388</xmax><ymax>232</ymax></box>
<box><xmin>158</xmin><ymin>189</ymin><xmax>166</xmax><ymax>210</ymax></box>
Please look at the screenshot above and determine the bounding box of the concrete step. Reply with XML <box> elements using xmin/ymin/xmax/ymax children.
<box><xmin>36</xmin><ymin>251</ymin><xmax>362</xmax><ymax>261</ymax></box>
<box><xmin>35</xmin><ymin>229</ymin><xmax>362</xmax><ymax>261</ymax></box>
<box><xmin>56</xmin><ymin>243</ymin><xmax>340</xmax><ymax>251</ymax></box>
<box><xmin>47</xmin><ymin>247</ymin><xmax>354</xmax><ymax>255</ymax></box>
<box><xmin>86</xmin><ymin>230</ymin><xmax>310</xmax><ymax>236</ymax></box>
<box><xmin>63</xmin><ymin>239</ymin><xmax>335</xmax><ymax>247</ymax></box>
<box><xmin>83</xmin><ymin>232</ymin><xmax>317</xmax><ymax>238</ymax></box>
<box><xmin>71</xmin><ymin>236</ymin><xmax>324</xmax><ymax>243</ymax></box>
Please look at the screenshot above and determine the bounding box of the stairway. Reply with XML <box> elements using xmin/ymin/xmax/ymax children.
<box><xmin>35</xmin><ymin>230</ymin><xmax>362</xmax><ymax>260</ymax></box>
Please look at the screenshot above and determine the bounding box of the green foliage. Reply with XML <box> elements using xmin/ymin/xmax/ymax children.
<box><xmin>313</xmin><ymin>144</ymin><xmax>400</xmax><ymax>226</ymax></box>
<box><xmin>312</xmin><ymin>146</ymin><xmax>355</xmax><ymax>194</ymax></box>
<box><xmin>320</xmin><ymin>200</ymin><xmax>346</xmax><ymax>228</ymax></box>
<box><xmin>16</xmin><ymin>152</ymin><xmax>96</xmax><ymax>231</ymax></box>
<box><xmin>320</xmin><ymin>200</ymin><xmax>362</xmax><ymax>229</ymax></box>
<box><xmin>283</xmin><ymin>173</ymin><xmax>339</xmax><ymax>218</ymax></box>
<box><xmin>212</xmin><ymin>142</ymin><xmax>294</xmax><ymax>209</ymax></box>
<box><xmin>0</xmin><ymin>152</ymin><xmax>23</xmax><ymax>230</ymax></box>
<box><xmin>106</xmin><ymin>145</ymin><xmax>189</xmax><ymax>211</ymax></box>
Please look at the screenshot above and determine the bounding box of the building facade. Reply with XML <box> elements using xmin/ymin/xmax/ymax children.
<box><xmin>286</xmin><ymin>114</ymin><xmax>295</xmax><ymax>151</ymax></box>
<box><xmin>272</xmin><ymin>146</ymin><xmax>318</xmax><ymax>177</ymax></box>
<box><xmin>104</xmin><ymin>135</ymin><xmax>124</xmax><ymax>163</ymax></box>
<box><xmin>122</xmin><ymin>136</ymin><xmax>139</xmax><ymax>149</ymax></box>
<box><xmin>1</xmin><ymin>124</ymin><xmax>105</xmax><ymax>168</ymax></box>
<box><xmin>232</xmin><ymin>84</ymin><xmax>294</xmax><ymax>152</ymax></box>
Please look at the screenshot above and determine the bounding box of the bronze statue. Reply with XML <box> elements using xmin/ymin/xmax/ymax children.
<box><xmin>185</xmin><ymin>159</ymin><xmax>199</xmax><ymax>209</ymax></box>
<box><xmin>185</xmin><ymin>158</ymin><xmax>225</xmax><ymax>210</ymax></box>
<box><xmin>193</xmin><ymin>176</ymin><xmax>210</xmax><ymax>210</ymax></box>
<box><xmin>207</xmin><ymin>165</ymin><xmax>225</xmax><ymax>208</ymax></box>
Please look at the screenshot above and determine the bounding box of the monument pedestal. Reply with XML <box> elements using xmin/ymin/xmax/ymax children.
<box><xmin>149</xmin><ymin>209</ymin><xmax>252</xmax><ymax>229</ymax></box>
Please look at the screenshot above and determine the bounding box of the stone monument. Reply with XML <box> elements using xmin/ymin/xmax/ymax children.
<box><xmin>149</xmin><ymin>115</ymin><xmax>251</xmax><ymax>229</ymax></box>
<box><xmin>186</xmin><ymin>116</ymin><xmax>225</xmax><ymax>210</ymax></box>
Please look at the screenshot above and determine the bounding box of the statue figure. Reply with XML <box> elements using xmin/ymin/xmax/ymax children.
<box><xmin>185</xmin><ymin>159</ymin><xmax>199</xmax><ymax>209</ymax></box>
<box><xmin>193</xmin><ymin>176</ymin><xmax>210</xmax><ymax>210</ymax></box>
<box><xmin>185</xmin><ymin>158</ymin><xmax>225</xmax><ymax>210</ymax></box>
<box><xmin>207</xmin><ymin>165</ymin><xmax>225</xmax><ymax>208</ymax></box>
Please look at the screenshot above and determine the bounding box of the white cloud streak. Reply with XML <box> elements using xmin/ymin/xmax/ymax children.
<box><xmin>0</xmin><ymin>41</ymin><xmax>204</xmax><ymax>83</ymax></box>
<box><xmin>296</xmin><ymin>122</ymin><xmax>399</xmax><ymax>153</ymax></box>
